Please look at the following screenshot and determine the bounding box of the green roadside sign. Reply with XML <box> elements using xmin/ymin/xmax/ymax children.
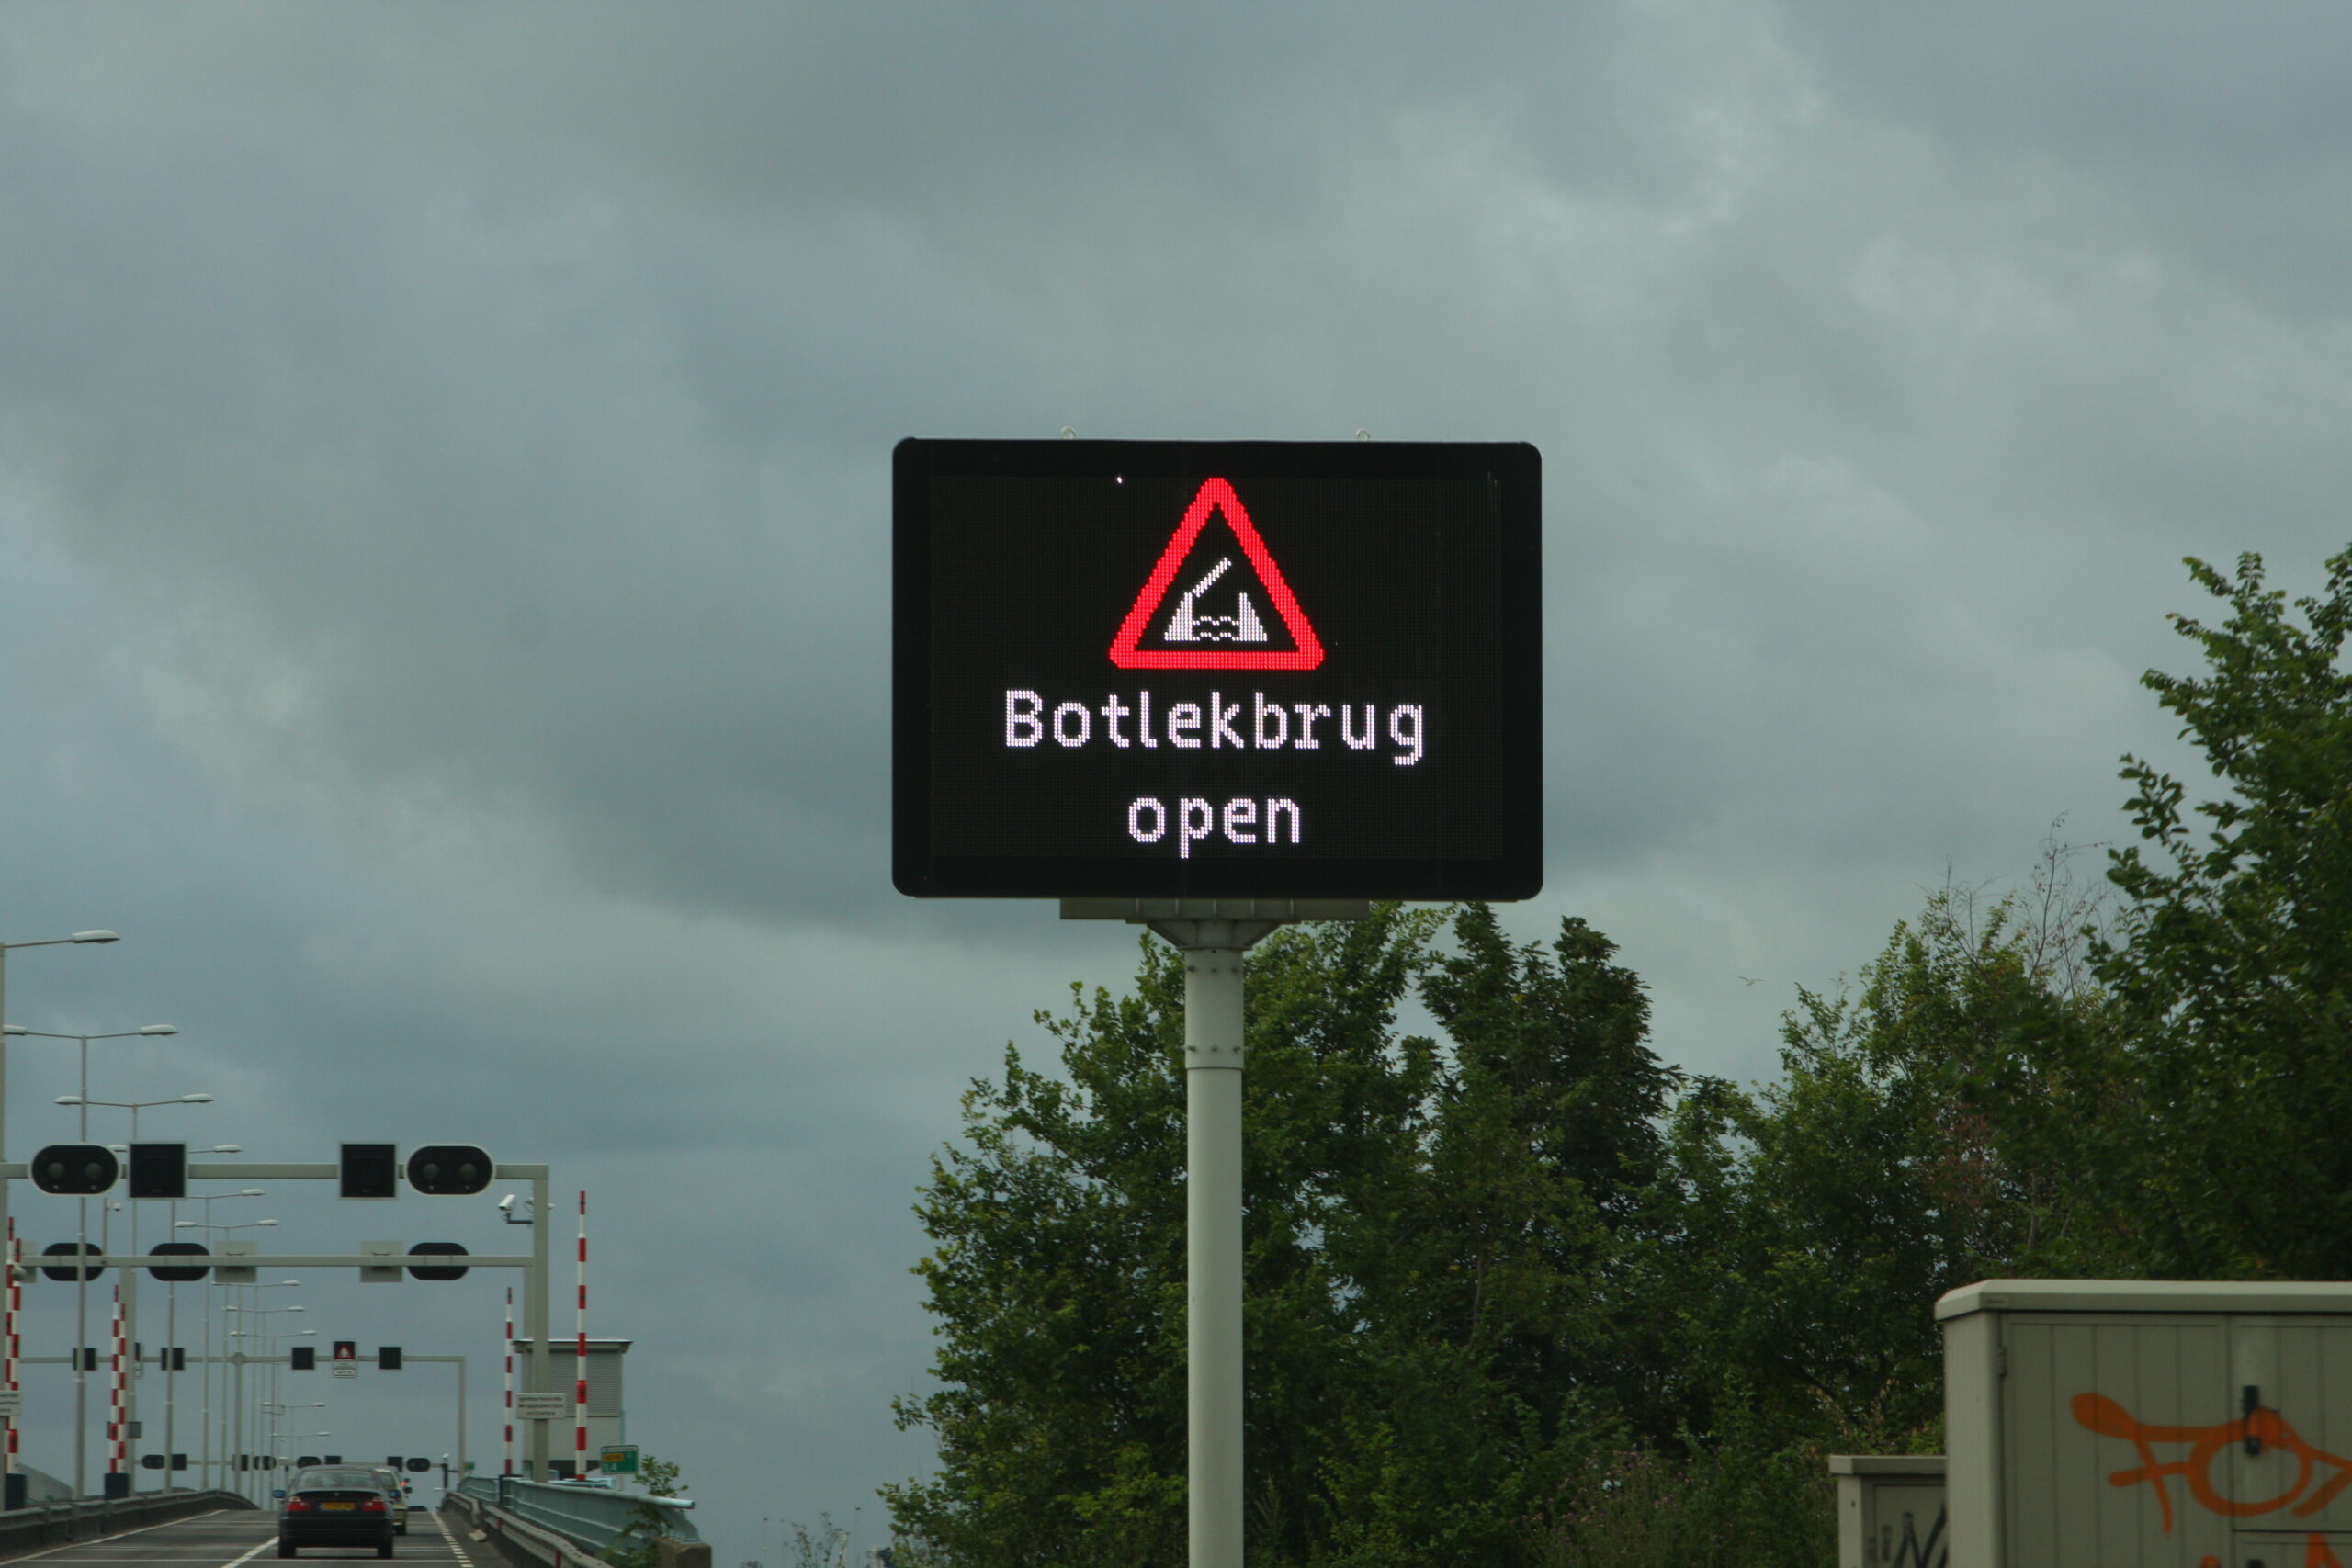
<box><xmin>599</xmin><ymin>1445</ymin><xmax>639</xmax><ymax>1475</ymax></box>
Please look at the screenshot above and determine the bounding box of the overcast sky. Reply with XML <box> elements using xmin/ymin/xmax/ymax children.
<box><xmin>5</xmin><ymin>3</ymin><xmax>2349</xmax><ymax>1560</ymax></box>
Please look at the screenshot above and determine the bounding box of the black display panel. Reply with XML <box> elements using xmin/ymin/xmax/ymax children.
<box><xmin>894</xmin><ymin>439</ymin><xmax>1543</xmax><ymax>898</ymax></box>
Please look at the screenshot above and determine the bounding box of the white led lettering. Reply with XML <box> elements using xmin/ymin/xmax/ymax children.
<box><xmin>1000</xmin><ymin>692</ymin><xmax>1429</xmax><ymax>765</ymax></box>
<box><xmin>1253</xmin><ymin>693</ymin><xmax>1289</xmax><ymax>749</ymax></box>
<box><xmin>1005</xmin><ymin>690</ymin><xmax>1044</xmax><ymax>747</ymax></box>
<box><xmin>1117</xmin><ymin>795</ymin><xmax>1305</xmax><ymax>855</ymax></box>
<box><xmin>1388</xmin><ymin>705</ymin><xmax>1424</xmax><ymax>765</ymax></box>
<box><xmin>1179</xmin><ymin>797</ymin><xmax>1216</xmax><ymax>857</ymax></box>
<box><xmin>1209</xmin><ymin>692</ymin><xmax>1244</xmax><ymax>749</ymax></box>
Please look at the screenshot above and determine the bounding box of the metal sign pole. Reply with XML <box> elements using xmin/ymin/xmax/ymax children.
<box><xmin>1065</xmin><ymin>899</ymin><xmax>1360</xmax><ymax>1568</ymax></box>
<box><xmin>1180</xmin><ymin>937</ymin><xmax>1248</xmax><ymax>1568</ymax></box>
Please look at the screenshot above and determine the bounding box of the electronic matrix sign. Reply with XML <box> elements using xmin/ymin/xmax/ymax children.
<box><xmin>895</xmin><ymin>440</ymin><xmax>1542</xmax><ymax>898</ymax></box>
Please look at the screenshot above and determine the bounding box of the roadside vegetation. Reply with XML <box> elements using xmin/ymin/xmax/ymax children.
<box><xmin>882</xmin><ymin>547</ymin><xmax>2352</xmax><ymax>1567</ymax></box>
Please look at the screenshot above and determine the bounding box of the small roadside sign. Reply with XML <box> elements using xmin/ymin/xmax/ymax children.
<box><xmin>0</xmin><ymin>1390</ymin><xmax>21</xmax><ymax>1416</ymax></box>
<box><xmin>599</xmin><ymin>1446</ymin><xmax>639</xmax><ymax>1475</ymax></box>
<box><xmin>514</xmin><ymin>1392</ymin><xmax>570</xmax><ymax>1421</ymax></box>
<box><xmin>333</xmin><ymin>1364</ymin><xmax>357</xmax><ymax>1379</ymax></box>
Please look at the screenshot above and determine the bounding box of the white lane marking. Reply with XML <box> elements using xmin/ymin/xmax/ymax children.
<box><xmin>431</xmin><ymin>1511</ymin><xmax>474</xmax><ymax>1568</ymax></box>
<box><xmin>214</xmin><ymin>1539</ymin><xmax>277</xmax><ymax>1568</ymax></box>
<box><xmin>4</xmin><ymin>1509</ymin><xmax>256</xmax><ymax>1564</ymax></box>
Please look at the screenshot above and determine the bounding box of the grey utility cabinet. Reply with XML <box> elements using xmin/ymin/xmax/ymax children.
<box><xmin>1941</xmin><ymin>1280</ymin><xmax>2352</xmax><ymax>1568</ymax></box>
<box><xmin>1832</xmin><ymin>1455</ymin><xmax>1947</xmax><ymax>1568</ymax></box>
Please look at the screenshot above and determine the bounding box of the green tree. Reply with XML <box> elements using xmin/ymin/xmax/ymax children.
<box><xmin>886</xmin><ymin>905</ymin><xmax>1689</xmax><ymax>1568</ymax></box>
<box><xmin>2096</xmin><ymin>548</ymin><xmax>2352</xmax><ymax>1278</ymax></box>
<box><xmin>1638</xmin><ymin>858</ymin><xmax>2120</xmax><ymax>1456</ymax></box>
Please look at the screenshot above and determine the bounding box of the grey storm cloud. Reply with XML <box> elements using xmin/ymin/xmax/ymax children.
<box><xmin>6</xmin><ymin>3</ymin><xmax>2352</xmax><ymax>1559</ymax></box>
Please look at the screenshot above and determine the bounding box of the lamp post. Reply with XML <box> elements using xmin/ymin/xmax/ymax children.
<box><xmin>260</xmin><ymin>1402</ymin><xmax>324</xmax><ymax>1476</ymax></box>
<box><xmin>174</xmin><ymin>1196</ymin><xmax>266</xmax><ymax>1489</ymax></box>
<box><xmin>227</xmin><ymin>1322</ymin><xmax>311</xmax><ymax>1502</ymax></box>
<box><xmin>188</xmin><ymin>1218</ymin><xmax>278</xmax><ymax>1495</ymax></box>
<box><xmin>61</xmin><ymin>1094</ymin><xmax>211</xmax><ymax>1489</ymax></box>
<box><xmin>4</xmin><ymin>1021</ymin><xmax>175</xmax><ymax>1497</ymax></box>
<box><xmin>0</xmin><ymin>931</ymin><xmax>119</xmax><ymax>1296</ymax></box>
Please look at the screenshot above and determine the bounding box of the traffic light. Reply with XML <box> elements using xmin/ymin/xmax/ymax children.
<box><xmin>290</xmin><ymin>1346</ymin><xmax>315</xmax><ymax>1371</ymax></box>
<box><xmin>339</xmin><ymin>1144</ymin><xmax>398</xmax><ymax>1199</ymax></box>
<box><xmin>149</xmin><ymin>1242</ymin><xmax>209</xmax><ymax>1283</ymax></box>
<box><xmin>156</xmin><ymin>1347</ymin><xmax>187</xmax><ymax>1371</ymax></box>
<box><xmin>406</xmin><ymin>1241</ymin><xmax>469</xmax><ymax>1281</ymax></box>
<box><xmin>128</xmin><ymin>1143</ymin><xmax>187</xmax><ymax>1200</ymax></box>
<box><xmin>298</xmin><ymin>1456</ymin><xmax>320</xmax><ymax>1470</ymax></box>
<box><xmin>78</xmin><ymin>1348</ymin><xmax>98</xmax><ymax>1371</ymax></box>
<box><xmin>30</xmin><ymin>1144</ymin><xmax>118</xmax><ymax>1195</ymax></box>
<box><xmin>406</xmin><ymin>1144</ymin><xmax>493</xmax><ymax>1196</ymax></box>
<box><xmin>379</xmin><ymin>1347</ymin><xmax>402</xmax><ymax>1371</ymax></box>
<box><xmin>40</xmin><ymin>1242</ymin><xmax>102</xmax><ymax>1282</ymax></box>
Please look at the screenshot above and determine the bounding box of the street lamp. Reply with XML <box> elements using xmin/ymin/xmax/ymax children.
<box><xmin>56</xmin><ymin>1088</ymin><xmax>209</xmax><ymax>1493</ymax></box>
<box><xmin>186</xmin><ymin>1219</ymin><xmax>279</xmax><ymax>1494</ymax></box>
<box><xmin>11</xmin><ymin>1026</ymin><xmax>182</xmax><ymax>1498</ymax></box>
<box><xmin>175</xmin><ymin>1191</ymin><xmax>265</xmax><ymax>1491</ymax></box>
<box><xmin>229</xmin><ymin>1323</ymin><xmax>314</xmax><ymax>1505</ymax></box>
<box><xmin>0</xmin><ymin>931</ymin><xmax>119</xmax><ymax>1506</ymax></box>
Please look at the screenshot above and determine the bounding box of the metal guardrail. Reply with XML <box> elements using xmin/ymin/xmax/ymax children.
<box><xmin>0</xmin><ymin>1490</ymin><xmax>254</xmax><ymax>1559</ymax></box>
<box><xmin>456</xmin><ymin>1475</ymin><xmax>699</xmax><ymax>1551</ymax></box>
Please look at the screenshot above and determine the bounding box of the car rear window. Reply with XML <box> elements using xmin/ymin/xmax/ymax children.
<box><xmin>295</xmin><ymin>1469</ymin><xmax>385</xmax><ymax>1491</ymax></box>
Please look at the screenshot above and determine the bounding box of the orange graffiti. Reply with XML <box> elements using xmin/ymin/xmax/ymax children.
<box><xmin>2072</xmin><ymin>1391</ymin><xmax>2352</xmax><ymax>1532</ymax></box>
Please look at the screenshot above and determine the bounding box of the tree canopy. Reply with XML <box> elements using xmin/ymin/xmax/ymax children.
<box><xmin>885</xmin><ymin>547</ymin><xmax>2352</xmax><ymax>1566</ymax></box>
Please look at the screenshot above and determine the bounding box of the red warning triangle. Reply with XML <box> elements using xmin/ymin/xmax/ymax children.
<box><xmin>1108</xmin><ymin>477</ymin><xmax>1324</xmax><ymax>671</ymax></box>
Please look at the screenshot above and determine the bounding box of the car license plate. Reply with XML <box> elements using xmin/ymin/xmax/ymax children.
<box><xmin>322</xmin><ymin>1502</ymin><xmax>355</xmax><ymax>1512</ymax></box>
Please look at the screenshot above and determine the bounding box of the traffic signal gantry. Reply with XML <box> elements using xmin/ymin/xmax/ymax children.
<box><xmin>0</xmin><ymin>1144</ymin><xmax>575</xmax><ymax>1487</ymax></box>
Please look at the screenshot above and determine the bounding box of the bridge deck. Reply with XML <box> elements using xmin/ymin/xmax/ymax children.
<box><xmin>5</xmin><ymin>1507</ymin><xmax>477</xmax><ymax>1568</ymax></box>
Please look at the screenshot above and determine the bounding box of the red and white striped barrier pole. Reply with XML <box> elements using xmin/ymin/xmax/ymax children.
<box><xmin>574</xmin><ymin>1190</ymin><xmax>588</xmax><ymax>1473</ymax></box>
<box><xmin>108</xmin><ymin>1285</ymin><xmax>126</xmax><ymax>1482</ymax></box>
<box><xmin>503</xmin><ymin>1286</ymin><xmax>514</xmax><ymax>1476</ymax></box>
<box><xmin>6</xmin><ymin>1222</ymin><xmax>19</xmax><ymax>1477</ymax></box>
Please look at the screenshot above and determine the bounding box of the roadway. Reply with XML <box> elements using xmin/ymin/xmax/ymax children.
<box><xmin>7</xmin><ymin>1506</ymin><xmax>481</xmax><ymax>1568</ymax></box>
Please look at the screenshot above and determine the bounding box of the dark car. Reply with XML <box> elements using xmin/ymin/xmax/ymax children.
<box><xmin>277</xmin><ymin>1465</ymin><xmax>398</xmax><ymax>1558</ymax></box>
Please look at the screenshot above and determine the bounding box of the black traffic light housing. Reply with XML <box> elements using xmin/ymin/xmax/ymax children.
<box><xmin>149</xmin><ymin>1242</ymin><xmax>209</xmax><ymax>1282</ymax></box>
<box><xmin>407</xmin><ymin>1242</ymin><xmax>469</xmax><ymax>1281</ymax></box>
<box><xmin>406</xmin><ymin>1145</ymin><xmax>493</xmax><ymax>1196</ymax></box>
<box><xmin>31</xmin><ymin>1144</ymin><xmax>118</xmax><ymax>1195</ymax></box>
<box><xmin>40</xmin><ymin>1242</ymin><xmax>102</xmax><ymax>1282</ymax></box>
<box><xmin>290</xmin><ymin>1346</ymin><xmax>315</xmax><ymax>1371</ymax></box>
<box><xmin>128</xmin><ymin>1143</ymin><xmax>187</xmax><ymax>1200</ymax></box>
<box><xmin>339</xmin><ymin>1144</ymin><xmax>399</xmax><ymax>1199</ymax></box>
<box><xmin>379</xmin><ymin>1347</ymin><xmax>402</xmax><ymax>1371</ymax></box>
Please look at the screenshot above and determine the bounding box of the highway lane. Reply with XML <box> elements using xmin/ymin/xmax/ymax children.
<box><xmin>7</xmin><ymin>1506</ymin><xmax>481</xmax><ymax>1568</ymax></box>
